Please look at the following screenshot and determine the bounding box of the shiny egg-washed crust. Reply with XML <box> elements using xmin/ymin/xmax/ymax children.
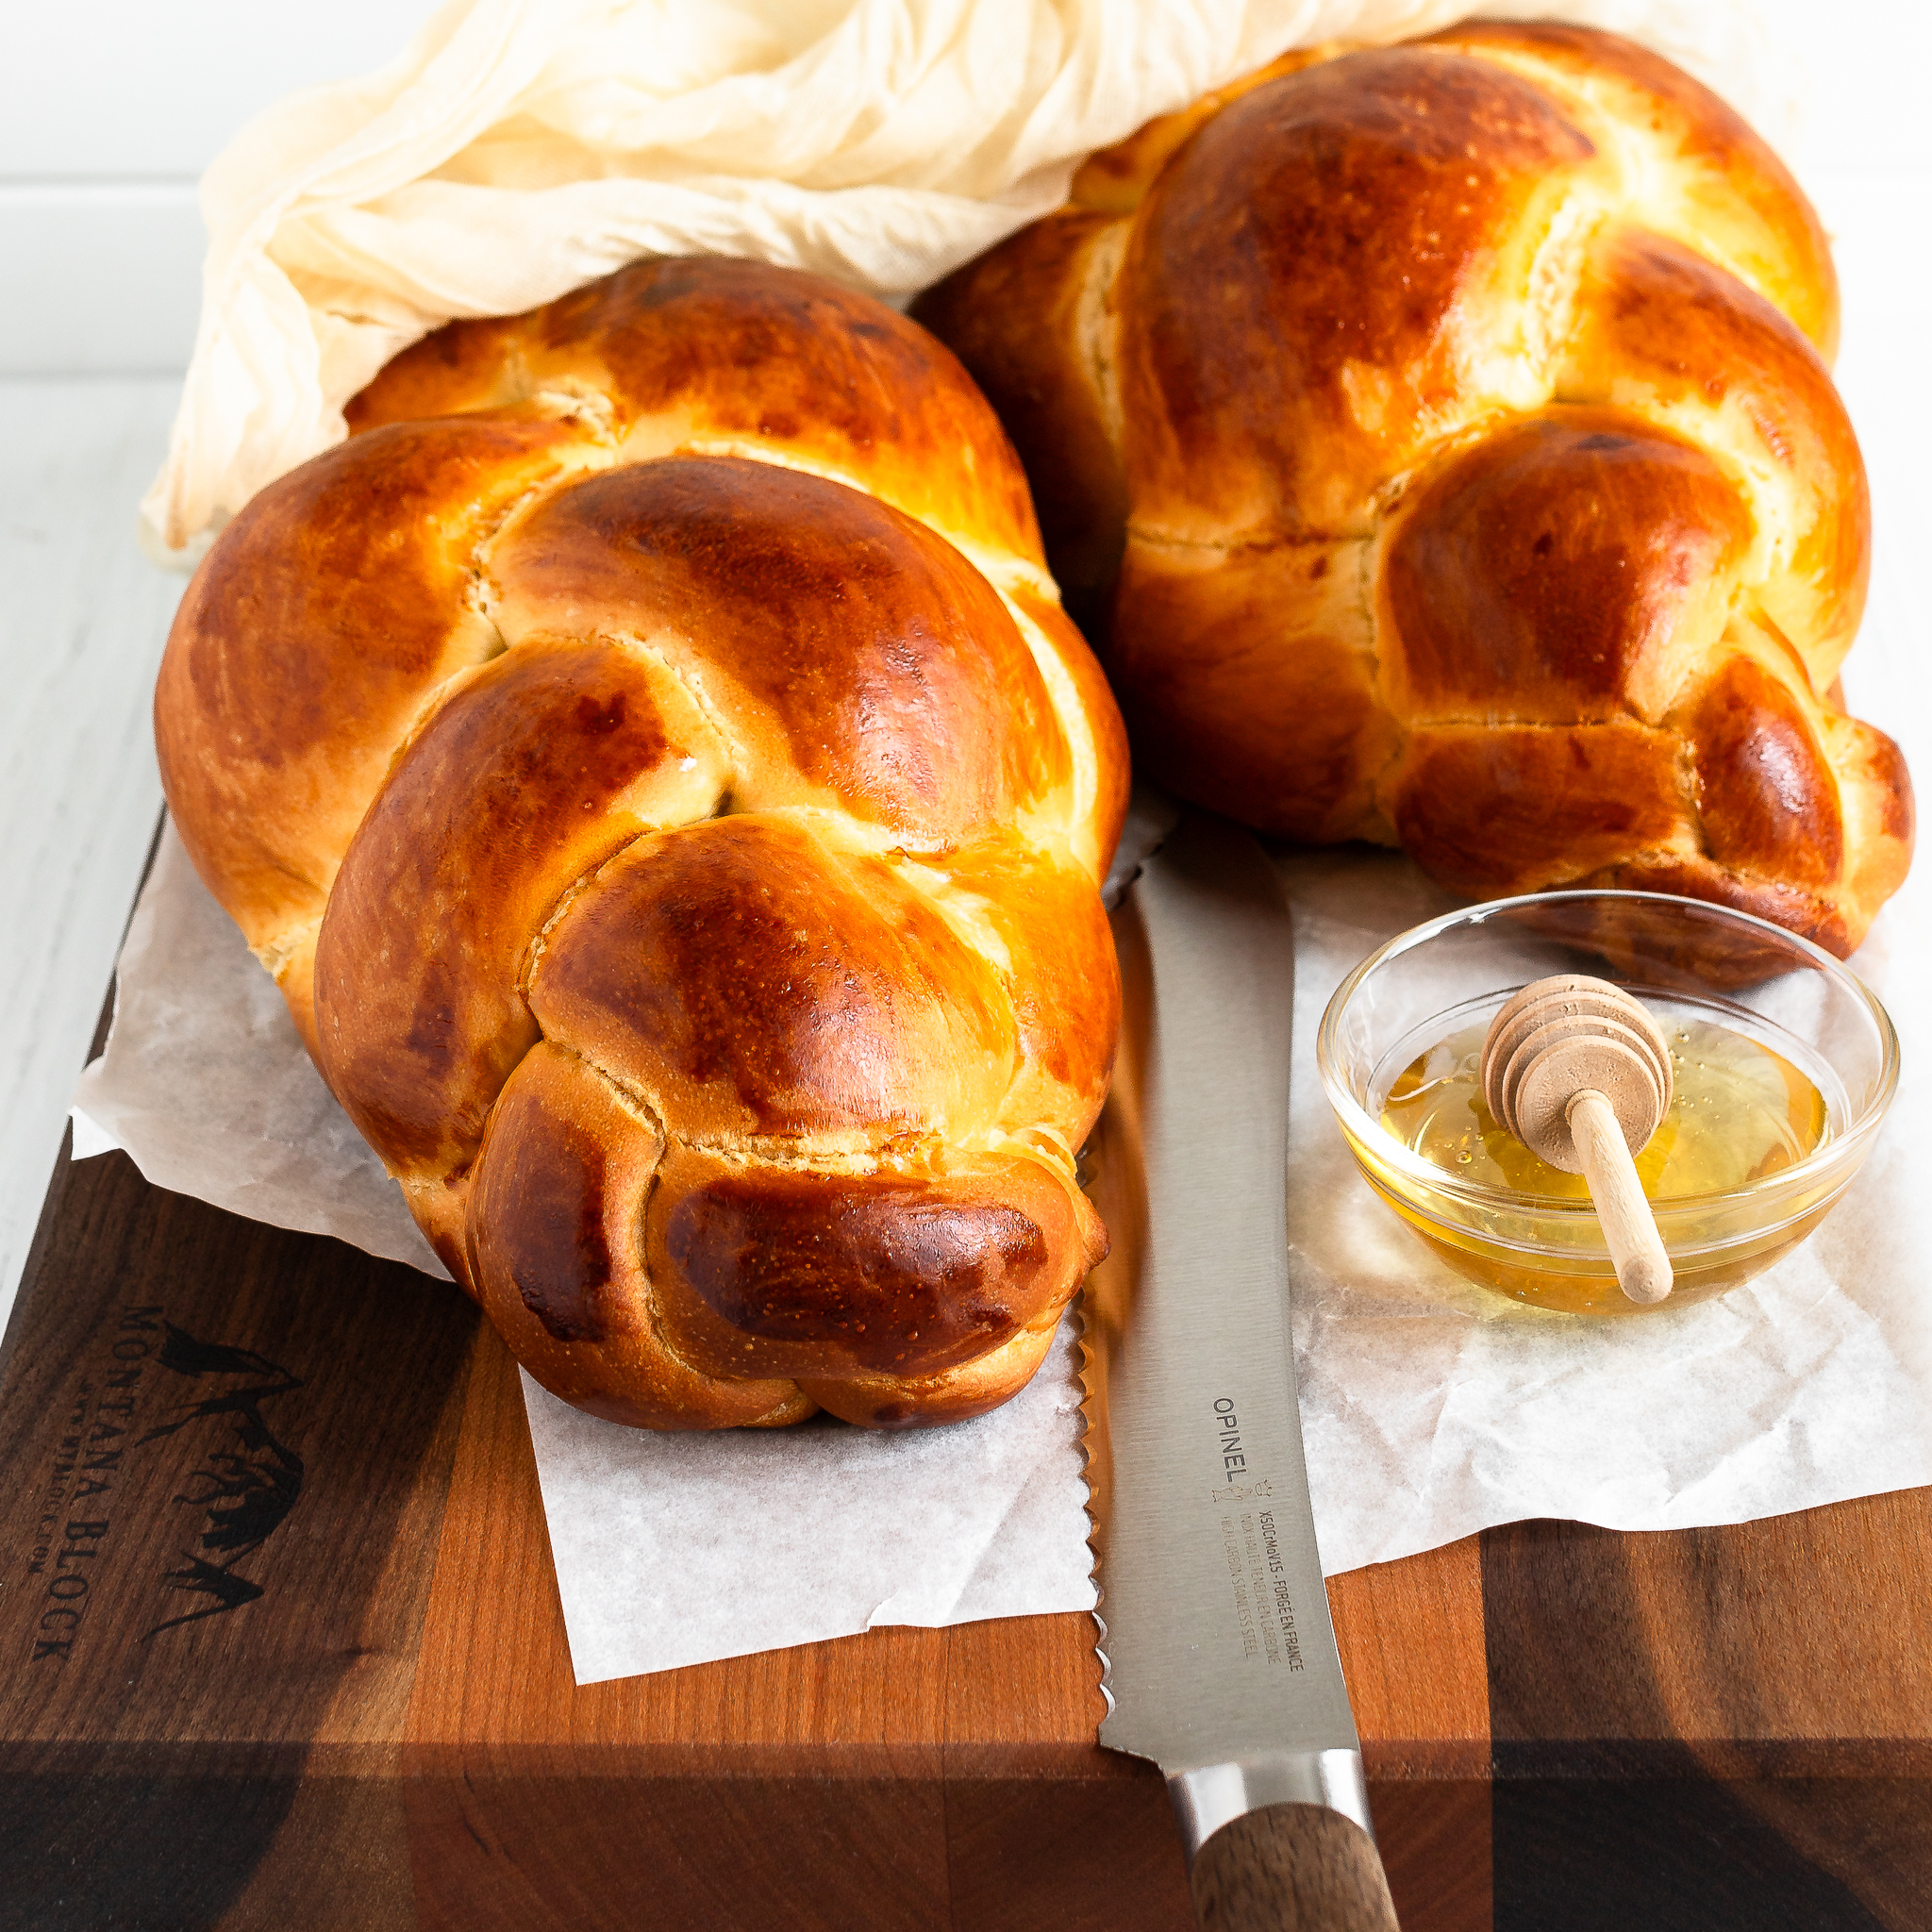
<box><xmin>155</xmin><ymin>257</ymin><xmax>1129</xmax><ymax>1431</ymax></box>
<box><xmin>915</xmin><ymin>23</ymin><xmax>1912</xmax><ymax>957</ymax></box>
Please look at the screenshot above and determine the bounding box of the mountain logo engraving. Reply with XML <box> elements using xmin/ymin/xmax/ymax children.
<box><xmin>136</xmin><ymin>1324</ymin><xmax>305</xmax><ymax>1640</ymax></box>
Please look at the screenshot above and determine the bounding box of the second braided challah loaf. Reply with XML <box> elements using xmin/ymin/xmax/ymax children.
<box><xmin>917</xmin><ymin>23</ymin><xmax>1912</xmax><ymax>957</ymax></box>
<box><xmin>155</xmin><ymin>258</ymin><xmax>1128</xmax><ymax>1430</ymax></box>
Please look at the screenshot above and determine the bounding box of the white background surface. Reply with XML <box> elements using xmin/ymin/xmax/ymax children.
<box><xmin>0</xmin><ymin>2</ymin><xmax>443</xmax><ymax>373</ymax></box>
<box><xmin>1</xmin><ymin>1</ymin><xmax>1928</xmax><ymax>1326</ymax></box>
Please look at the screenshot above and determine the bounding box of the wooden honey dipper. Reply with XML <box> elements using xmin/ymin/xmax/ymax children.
<box><xmin>1480</xmin><ymin>974</ymin><xmax>1675</xmax><ymax>1305</ymax></box>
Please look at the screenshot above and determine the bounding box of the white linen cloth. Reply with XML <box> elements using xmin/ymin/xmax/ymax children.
<box><xmin>140</xmin><ymin>0</ymin><xmax>1793</xmax><ymax>560</ymax></box>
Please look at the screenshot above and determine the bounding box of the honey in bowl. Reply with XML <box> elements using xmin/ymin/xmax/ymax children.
<box><xmin>1382</xmin><ymin>1018</ymin><xmax>1830</xmax><ymax>1202</ymax></box>
<box><xmin>1318</xmin><ymin>891</ymin><xmax>1899</xmax><ymax>1321</ymax></box>
<box><xmin>1363</xmin><ymin>1012</ymin><xmax>1839</xmax><ymax>1315</ymax></box>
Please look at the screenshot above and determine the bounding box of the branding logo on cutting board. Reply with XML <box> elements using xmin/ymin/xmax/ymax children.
<box><xmin>19</xmin><ymin>1305</ymin><xmax>306</xmax><ymax>1663</ymax></box>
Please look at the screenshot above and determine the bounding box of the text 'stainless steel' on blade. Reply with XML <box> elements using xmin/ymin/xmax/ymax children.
<box><xmin>1083</xmin><ymin>813</ymin><xmax>1400</xmax><ymax>1931</ymax></box>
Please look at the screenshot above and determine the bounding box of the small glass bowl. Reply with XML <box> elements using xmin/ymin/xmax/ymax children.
<box><xmin>1316</xmin><ymin>891</ymin><xmax>1899</xmax><ymax>1316</ymax></box>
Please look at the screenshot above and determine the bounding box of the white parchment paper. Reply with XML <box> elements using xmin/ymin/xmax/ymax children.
<box><xmin>70</xmin><ymin>825</ymin><xmax>454</xmax><ymax>1279</ymax></box>
<box><xmin>524</xmin><ymin>1320</ymin><xmax>1093</xmax><ymax>1679</ymax></box>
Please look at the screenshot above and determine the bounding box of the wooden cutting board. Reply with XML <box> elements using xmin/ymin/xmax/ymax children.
<box><xmin>2</xmin><ymin>1132</ymin><xmax>1927</xmax><ymax>1931</ymax></box>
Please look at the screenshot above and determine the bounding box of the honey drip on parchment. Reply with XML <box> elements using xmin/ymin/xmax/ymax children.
<box><xmin>1381</xmin><ymin>1017</ymin><xmax>1829</xmax><ymax>1200</ymax></box>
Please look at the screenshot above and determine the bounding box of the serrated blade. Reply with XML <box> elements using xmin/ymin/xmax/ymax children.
<box><xmin>1081</xmin><ymin>811</ymin><xmax>1371</xmax><ymax>1857</ymax></box>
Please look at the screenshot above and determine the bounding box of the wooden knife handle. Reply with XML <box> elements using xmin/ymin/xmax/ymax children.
<box><xmin>1191</xmin><ymin>1803</ymin><xmax>1400</xmax><ymax>1932</ymax></box>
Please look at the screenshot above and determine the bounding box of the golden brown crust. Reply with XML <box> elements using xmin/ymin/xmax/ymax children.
<box><xmin>351</xmin><ymin>255</ymin><xmax>1045</xmax><ymax>575</ymax></box>
<box><xmin>926</xmin><ymin>833</ymin><xmax>1121</xmax><ymax>1156</ymax></box>
<box><xmin>919</xmin><ymin>25</ymin><xmax>1909</xmax><ymax>955</ymax></box>
<box><xmin>645</xmin><ymin>1141</ymin><xmax>1099</xmax><ymax>1389</ymax></box>
<box><xmin>154</xmin><ymin>415</ymin><xmax>601</xmax><ymax>955</ymax></box>
<box><xmin>1117</xmin><ymin>44</ymin><xmax>1600</xmax><ymax>544</ymax></box>
<box><xmin>156</xmin><ymin>258</ymin><xmax>1127</xmax><ymax>1431</ymax></box>
<box><xmin>1427</xmin><ymin>21</ymin><xmax>1840</xmax><ymax>355</ymax></box>
<box><xmin>312</xmin><ymin>637</ymin><xmax>726</xmax><ymax>1181</ymax></box>
<box><xmin>1066</xmin><ymin>46</ymin><xmax>1336</xmax><ymax>215</ymax></box>
<box><xmin>1000</xmin><ymin>585</ymin><xmax>1133</xmax><ymax>875</ymax></box>
<box><xmin>1555</xmin><ymin>226</ymin><xmax>1869</xmax><ymax>682</ymax></box>
<box><xmin>913</xmin><ymin>211</ymin><xmax>1128</xmax><ymax>616</ymax></box>
<box><xmin>799</xmin><ymin>1309</ymin><xmax>1069</xmax><ymax>1430</ymax></box>
<box><xmin>1379</xmin><ymin>409</ymin><xmax>1753</xmax><ymax>725</ymax></box>
<box><xmin>1109</xmin><ymin>533</ymin><xmax>1393</xmax><ymax>844</ymax></box>
<box><xmin>487</xmin><ymin>456</ymin><xmax>1065</xmax><ymax>847</ymax></box>
<box><xmin>468</xmin><ymin>1043</ymin><xmax>812</xmax><ymax>1429</ymax></box>
<box><xmin>1685</xmin><ymin>655</ymin><xmax>1843</xmax><ymax>891</ymax></box>
<box><xmin>1387</xmin><ymin>720</ymin><xmax>1693</xmax><ymax>897</ymax></box>
<box><xmin>528</xmin><ymin>814</ymin><xmax>1017</xmax><ymax>1144</ymax></box>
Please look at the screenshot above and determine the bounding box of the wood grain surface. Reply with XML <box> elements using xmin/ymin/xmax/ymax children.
<box><xmin>1</xmin><ymin>1137</ymin><xmax>1926</xmax><ymax>1931</ymax></box>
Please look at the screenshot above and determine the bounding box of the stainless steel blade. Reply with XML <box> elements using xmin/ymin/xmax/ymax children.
<box><xmin>1085</xmin><ymin>811</ymin><xmax>1371</xmax><ymax>1860</ymax></box>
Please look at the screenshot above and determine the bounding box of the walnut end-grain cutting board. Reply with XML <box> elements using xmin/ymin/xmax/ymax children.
<box><xmin>3</xmin><ymin>1132</ymin><xmax>1928</xmax><ymax>1930</ymax></box>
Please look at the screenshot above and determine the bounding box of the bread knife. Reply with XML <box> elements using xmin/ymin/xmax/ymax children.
<box><xmin>1082</xmin><ymin>812</ymin><xmax>1400</xmax><ymax>1931</ymax></box>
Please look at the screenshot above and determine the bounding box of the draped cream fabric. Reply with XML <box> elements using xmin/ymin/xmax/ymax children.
<box><xmin>141</xmin><ymin>0</ymin><xmax>1790</xmax><ymax>559</ymax></box>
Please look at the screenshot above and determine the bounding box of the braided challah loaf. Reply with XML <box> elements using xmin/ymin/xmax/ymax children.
<box><xmin>917</xmin><ymin>23</ymin><xmax>1912</xmax><ymax>956</ymax></box>
<box><xmin>155</xmin><ymin>258</ymin><xmax>1128</xmax><ymax>1430</ymax></box>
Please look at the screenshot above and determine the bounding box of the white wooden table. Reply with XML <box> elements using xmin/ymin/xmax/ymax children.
<box><xmin>0</xmin><ymin>380</ymin><xmax>183</xmax><ymax>1315</ymax></box>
